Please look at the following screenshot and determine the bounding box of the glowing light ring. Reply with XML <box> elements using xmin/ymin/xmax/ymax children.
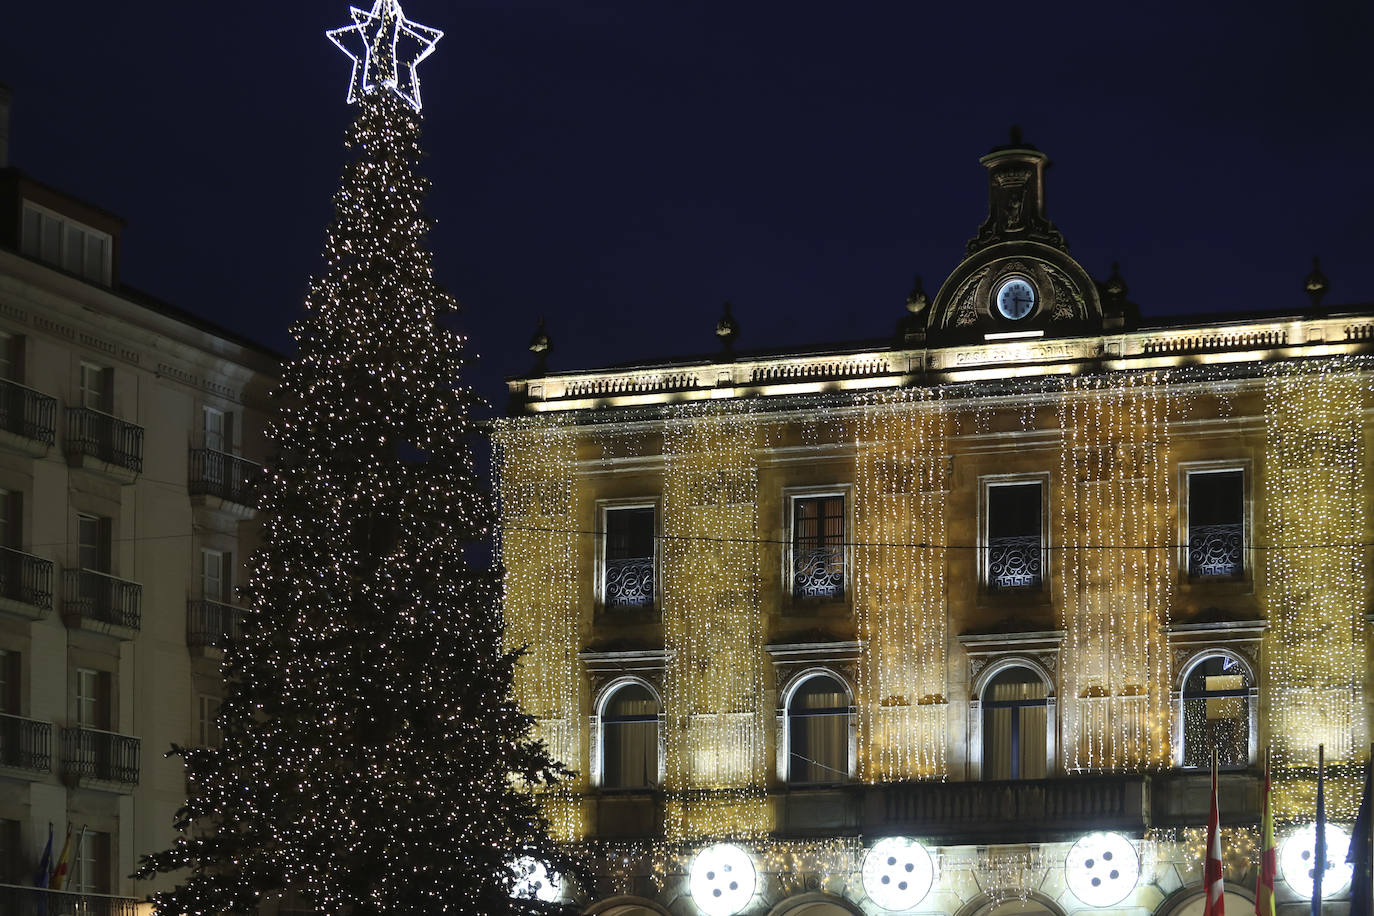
<box><xmin>689</xmin><ymin>843</ymin><xmax>757</xmax><ymax>916</ymax></box>
<box><xmin>1064</xmin><ymin>832</ymin><xmax>1140</xmax><ymax>907</ymax></box>
<box><xmin>510</xmin><ymin>856</ymin><xmax>562</xmax><ymax>903</ymax></box>
<box><xmin>862</xmin><ymin>837</ymin><xmax>935</xmax><ymax>911</ymax></box>
<box><xmin>1279</xmin><ymin>823</ymin><xmax>1352</xmax><ymax>899</ymax></box>
<box><xmin>326</xmin><ymin>0</ymin><xmax>443</xmax><ymax>111</ymax></box>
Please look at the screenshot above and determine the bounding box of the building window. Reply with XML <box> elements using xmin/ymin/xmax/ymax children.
<box><xmin>0</xmin><ymin>817</ymin><xmax>20</xmax><ymax>884</ymax></box>
<box><xmin>0</xmin><ymin>648</ymin><xmax>18</xmax><ymax>714</ymax></box>
<box><xmin>986</xmin><ymin>482</ymin><xmax>1043</xmax><ymax>590</ymax></box>
<box><xmin>202</xmin><ymin>406</ymin><xmax>233</xmax><ymax>453</ymax></box>
<box><xmin>982</xmin><ymin>666</ymin><xmax>1048</xmax><ymax>780</ymax></box>
<box><xmin>75</xmin><ymin>667</ymin><xmax>112</xmax><ymax>731</ymax></box>
<box><xmin>77</xmin><ymin>513</ymin><xmax>112</xmax><ymax>573</ymax></box>
<box><xmin>79</xmin><ymin>362</ymin><xmax>113</xmax><ymax>413</ymax></box>
<box><xmin>786</xmin><ymin>673</ymin><xmax>851</xmax><ymax>785</ymax></box>
<box><xmin>0</xmin><ymin>488</ymin><xmax>21</xmax><ymax>549</ymax></box>
<box><xmin>599</xmin><ymin>682</ymin><xmax>658</xmax><ymax>789</ymax></box>
<box><xmin>1181</xmin><ymin>654</ymin><xmax>1251</xmax><ymax>768</ymax></box>
<box><xmin>1187</xmin><ymin>470</ymin><xmax>1244</xmax><ymax>578</ymax></box>
<box><xmin>198</xmin><ymin>694</ymin><xmax>222</xmax><ymax>748</ymax></box>
<box><xmin>21</xmin><ymin>203</ymin><xmax>112</xmax><ymax>285</ymax></box>
<box><xmin>201</xmin><ymin>548</ymin><xmax>233</xmax><ymax>603</ymax></box>
<box><xmin>603</xmin><ymin>506</ymin><xmax>655</xmax><ymax>609</ymax></box>
<box><xmin>791</xmin><ymin>494</ymin><xmax>845</xmax><ymax>601</ymax></box>
<box><xmin>73</xmin><ymin>829</ymin><xmax>112</xmax><ymax>895</ymax></box>
<box><xmin>0</xmin><ymin>333</ymin><xmax>21</xmax><ymax>382</ymax></box>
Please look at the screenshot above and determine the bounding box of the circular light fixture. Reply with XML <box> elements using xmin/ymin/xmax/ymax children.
<box><xmin>689</xmin><ymin>843</ymin><xmax>757</xmax><ymax>916</ymax></box>
<box><xmin>510</xmin><ymin>856</ymin><xmax>561</xmax><ymax>903</ymax></box>
<box><xmin>1065</xmin><ymin>832</ymin><xmax>1140</xmax><ymax>907</ymax></box>
<box><xmin>1280</xmin><ymin>823</ymin><xmax>1352</xmax><ymax>899</ymax></box>
<box><xmin>862</xmin><ymin>836</ymin><xmax>936</xmax><ymax>911</ymax></box>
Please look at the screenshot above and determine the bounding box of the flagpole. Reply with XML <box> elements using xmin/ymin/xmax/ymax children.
<box><xmin>64</xmin><ymin>825</ymin><xmax>87</xmax><ymax>891</ymax></box>
<box><xmin>1312</xmin><ymin>744</ymin><xmax>1325</xmax><ymax>916</ymax></box>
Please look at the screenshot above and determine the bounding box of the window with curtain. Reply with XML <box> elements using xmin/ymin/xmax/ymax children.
<box><xmin>983</xmin><ymin>666</ymin><xmax>1048</xmax><ymax>780</ymax></box>
<box><xmin>1182</xmin><ymin>654</ymin><xmax>1251</xmax><ymax>768</ymax></box>
<box><xmin>792</xmin><ymin>495</ymin><xmax>845</xmax><ymax>600</ymax></box>
<box><xmin>601</xmin><ymin>683</ymin><xmax>659</xmax><ymax>789</ymax></box>
<box><xmin>787</xmin><ymin>674</ymin><xmax>851</xmax><ymax>784</ymax></box>
<box><xmin>1188</xmin><ymin>470</ymin><xmax>1244</xmax><ymax>577</ymax></box>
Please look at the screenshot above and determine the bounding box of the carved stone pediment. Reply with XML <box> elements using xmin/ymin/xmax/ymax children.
<box><xmin>764</xmin><ymin>640</ymin><xmax>862</xmax><ymax>704</ymax></box>
<box><xmin>578</xmin><ymin>647</ymin><xmax>669</xmax><ymax>701</ymax></box>
<box><xmin>958</xmin><ymin>628</ymin><xmax>1066</xmax><ymax>698</ymax></box>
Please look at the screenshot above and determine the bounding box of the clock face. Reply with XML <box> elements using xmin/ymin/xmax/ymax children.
<box><xmin>996</xmin><ymin>277</ymin><xmax>1037</xmax><ymax>320</ymax></box>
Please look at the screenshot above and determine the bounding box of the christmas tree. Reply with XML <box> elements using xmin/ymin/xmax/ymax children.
<box><xmin>136</xmin><ymin>2</ymin><xmax>569</xmax><ymax>913</ymax></box>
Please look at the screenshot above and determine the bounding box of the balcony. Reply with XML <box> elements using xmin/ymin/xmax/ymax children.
<box><xmin>0</xmin><ymin>885</ymin><xmax>140</xmax><ymax>916</ymax></box>
<box><xmin>0</xmin><ymin>378</ymin><xmax>56</xmax><ymax>456</ymax></box>
<box><xmin>0</xmin><ymin>712</ymin><xmax>52</xmax><ymax>776</ymax></box>
<box><xmin>792</xmin><ymin>544</ymin><xmax>845</xmax><ymax>602</ymax></box>
<box><xmin>189</xmin><ymin>447</ymin><xmax>260</xmax><ymax>516</ymax></box>
<box><xmin>0</xmin><ymin>546</ymin><xmax>54</xmax><ymax>621</ymax></box>
<box><xmin>861</xmin><ymin>774</ymin><xmax>1149</xmax><ymax>843</ymax></box>
<box><xmin>61</xmin><ymin>726</ymin><xmax>141</xmax><ymax>790</ymax></box>
<box><xmin>187</xmin><ymin>598</ymin><xmax>242</xmax><ymax>651</ymax></box>
<box><xmin>64</xmin><ymin>408</ymin><xmax>143</xmax><ymax>482</ymax></box>
<box><xmin>1188</xmin><ymin>522</ymin><xmax>1244</xmax><ymax>578</ymax></box>
<box><xmin>988</xmin><ymin>535</ymin><xmax>1043</xmax><ymax>590</ymax></box>
<box><xmin>62</xmin><ymin>569</ymin><xmax>141</xmax><ymax>639</ymax></box>
<box><xmin>604</xmin><ymin>556</ymin><xmax>654</xmax><ymax>610</ymax></box>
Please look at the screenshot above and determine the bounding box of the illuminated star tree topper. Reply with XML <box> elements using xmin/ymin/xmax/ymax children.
<box><xmin>327</xmin><ymin>0</ymin><xmax>442</xmax><ymax>112</ymax></box>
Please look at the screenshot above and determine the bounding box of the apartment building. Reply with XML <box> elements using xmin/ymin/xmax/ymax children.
<box><xmin>0</xmin><ymin>85</ymin><xmax>277</xmax><ymax>914</ymax></box>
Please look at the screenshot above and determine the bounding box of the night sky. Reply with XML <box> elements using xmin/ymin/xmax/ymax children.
<box><xmin>3</xmin><ymin>1</ymin><xmax>1372</xmax><ymax>412</ymax></box>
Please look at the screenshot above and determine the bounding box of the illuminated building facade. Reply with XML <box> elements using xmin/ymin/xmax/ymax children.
<box><xmin>496</xmin><ymin>135</ymin><xmax>1372</xmax><ymax>916</ymax></box>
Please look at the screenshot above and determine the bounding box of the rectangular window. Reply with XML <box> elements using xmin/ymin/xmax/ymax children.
<box><xmin>79</xmin><ymin>362</ymin><xmax>112</xmax><ymax>413</ymax></box>
<box><xmin>987</xmin><ymin>482</ymin><xmax>1043</xmax><ymax>590</ymax></box>
<box><xmin>198</xmin><ymin>694</ymin><xmax>221</xmax><ymax>747</ymax></box>
<box><xmin>1188</xmin><ymin>470</ymin><xmax>1244</xmax><ymax>578</ymax></box>
<box><xmin>74</xmin><ymin>829</ymin><xmax>112</xmax><ymax>895</ymax></box>
<box><xmin>0</xmin><ymin>332</ymin><xmax>20</xmax><ymax>382</ymax></box>
<box><xmin>75</xmin><ymin>667</ymin><xmax>111</xmax><ymax>730</ymax></box>
<box><xmin>792</xmin><ymin>495</ymin><xmax>845</xmax><ymax>600</ymax></box>
<box><xmin>201</xmin><ymin>548</ymin><xmax>232</xmax><ymax>603</ymax></box>
<box><xmin>0</xmin><ymin>488</ymin><xmax>19</xmax><ymax>549</ymax></box>
<box><xmin>0</xmin><ymin>648</ymin><xmax>18</xmax><ymax>714</ymax></box>
<box><xmin>202</xmin><ymin>406</ymin><xmax>233</xmax><ymax>453</ymax></box>
<box><xmin>0</xmin><ymin>818</ymin><xmax>21</xmax><ymax>884</ymax></box>
<box><xmin>77</xmin><ymin>513</ymin><xmax>112</xmax><ymax>573</ymax></box>
<box><xmin>20</xmin><ymin>203</ymin><xmax>112</xmax><ymax>284</ymax></box>
<box><xmin>603</xmin><ymin>507</ymin><xmax>655</xmax><ymax>609</ymax></box>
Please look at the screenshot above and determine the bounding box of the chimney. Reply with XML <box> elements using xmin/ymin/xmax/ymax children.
<box><xmin>0</xmin><ymin>83</ymin><xmax>10</xmax><ymax>169</ymax></box>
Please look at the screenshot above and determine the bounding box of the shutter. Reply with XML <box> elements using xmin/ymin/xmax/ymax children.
<box><xmin>97</xmin><ymin>517</ymin><xmax>113</xmax><ymax>572</ymax></box>
<box><xmin>221</xmin><ymin>551</ymin><xmax>234</xmax><ymax>602</ymax></box>
<box><xmin>224</xmin><ymin>412</ymin><xmax>236</xmax><ymax>454</ymax></box>
<box><xmin>100</xmin><ymin>368</ymin><xmax>114</xmax><ymax>413</ymax></box>
<box><xmin>96</xmin><ymin>670</ymin><xmax>113</xmax><ymax>731</ymax></box>
<box><xmin>8</xmin><ymin>490</ymin><xmax>21</xmax><ymax>549</ymax></box>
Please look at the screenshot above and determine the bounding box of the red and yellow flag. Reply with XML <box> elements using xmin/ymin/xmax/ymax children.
<box><xmin>48</xmin><ymin>825</ymin><xmax>72</xmax><ymax>890</ymax></box>
<box><xmin>1256</xmin><ymin>749</ymin><xmax>1277</xmax><ymax>916</ymax></box>
<box><xmin>1204</xmin><ymin>749</ymin><xmax>1226</xmax><ymax>916</ymax></box>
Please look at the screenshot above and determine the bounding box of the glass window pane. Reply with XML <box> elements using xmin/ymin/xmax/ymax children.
<box><xmin>1188</xmin><ymin>471</ymin><xmax>1244</xmax><ymax>577</ymax></box>
<box><xmin>41</xmin><ymin>214</ymin><xmax>60</xmax><ymax>262</ymax></box>
<box><xmin>792</xmin><ymin>496</ymin><xmax>844</xmax><ymax>600</ymax></box>
<box><xmin>787</xmin><ymin>675</ymin><xmax>850</xmax><ymax>784</ymax></box>
<box><xmin>988</xmin><ymin>483</ymin><xmax>1042</xmax><ymax>589</ymax></box>
<box><xmin>63</xmin><ymin>224</ymin><xmax>84</xmax><ymax>273</ymax></box>
<box><xmin>1182</xmin><ymin>655</ymin><xmax>1250</xmax><ymax>767</ymax></box>
<box><xmin>983</xmin><ymin>666</ymin><xmax>1048</xmax><ymax>781</ymax></box>
<box><xmin>604</xmin><ymin>507</ymin><xmax>654</xmax><ymax>609</ymax></box>
<box><xmin>602</xmin><ymin>684</ymin><xmax>658</xmax><ymax>789</ymax></box>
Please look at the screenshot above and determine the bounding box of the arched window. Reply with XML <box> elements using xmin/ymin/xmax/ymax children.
<box><xmin>1182</xmin><ymin>654</ymin><xmax>1251</xmax><ymax>768</ymax></box>
<box><xmin>600</xmin><ymin>683</ymin><xmax>659</xmax><ymax>789</ymax></box>
<box><xmin>787</xmin><ymin>674</ymin><xmax>851</xmax><ymax>785</ymax></box>
<box><xmin>983</xmin><ymin>666</ymin><xmax>1048</xmax><ymax>780</ymax></box>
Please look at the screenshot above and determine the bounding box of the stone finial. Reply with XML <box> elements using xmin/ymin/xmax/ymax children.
<box><xmin>1305</xmin><ymin>256</ymin><xmax>1329</xmax><ymax>308</ymax></box>
<box><xmin>528</xmin><ymin>316</ymin><xmax>552</xmax><ymax>373</ymax></box>
<box><xmin>716</xmin><ymin>301</ymin><xmax>740</xmax><ymax>354</ymax></box>
<box><xmin>1103</xmin><ymin>262</ymin><xmax>1128</xmax><ymax>302</ymax></box>
<box><xmin>905</xmin><ymin>275</ymin><xmax>929</xmax><ymax>314</ymax></box>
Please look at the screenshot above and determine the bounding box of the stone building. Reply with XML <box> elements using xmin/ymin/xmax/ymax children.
<box><xmin>495</xmin><ymin>135</ymin><xmax>1373</xmax><ymax>916</ymax></box>
<box><xmin>0</xmin><ymin>86</ymin><xmax>276</xmax><ymax>913</ymax></box>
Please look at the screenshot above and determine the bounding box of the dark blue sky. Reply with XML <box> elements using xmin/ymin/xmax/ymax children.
<box><xmin>3</xmin><ymin>1</ymin><xmax>1372</xmax><ymax>411</ymax></box>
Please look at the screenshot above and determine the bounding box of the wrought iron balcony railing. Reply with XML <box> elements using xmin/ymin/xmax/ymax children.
<box><xmin>188</xmin><ymin>447</ymin><xmax>260</xmax><ymax>507</ymax></box>
<box><xmin>64</xmin><ymin>408</ymin><xmax>144</xmax><ymax>473</ymax></box>
<box><xmin>1188</xmin><ymin>523</ymin><xmax>1243</xmax><ymax>577</ymax></box>
<box><xmin>187</xmin><ymin>598</ymin><xmax>243</xmax><ymax>649</ymax></box>
<box><xmin>988</xmin><ymin>535</ymin><xmax>1042</xmax><ymax>589</ymax></box>
<box><xmin>0</xmin><ymin>884</ymin><xmax>140</xmax><ymax>916</ymax></box>
<box><xmin>0</xmin><ymin>546</ymin><xmax>54</xmax><ymax>611</ymax></box>
<box><xmin>62</xmin><ymin>569</ymin><xmax>142</xmax><ymax>631</ymax></box>
<box><xmin>61</xmin><ymin>726</ymin><xmax>141</xmax><ymax>785</ymax></box>
<box><xmin>792</xmin><ymin>545</ymin><xmax>844</xmax><ymax>600</ymax></box>
<box><xmin>0</xmin><ymin>712</ymin><xmax>52</xmax><ymax>772</ymax></box>
<box><xmin>605</xmin><ymin>557</ymin><xmax>654</xmax><ymax>609</ymax></box>
<box><xmin>0</xmin><ymin>378</ymin><xmax>57</xmax><ymax>444</ymax></box>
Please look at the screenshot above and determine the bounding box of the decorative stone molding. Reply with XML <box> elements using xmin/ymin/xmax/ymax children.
<box><xmin>764</xmin><ymin>641</ymin><xmax>861</xmax><ymax>701</ymax></box>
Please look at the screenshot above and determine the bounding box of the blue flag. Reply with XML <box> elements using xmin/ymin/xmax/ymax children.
<box><xmin>1312</xmin><ymin>747</ymin><xmax>1326</xmax><ymax>916</ymax></box>
<box><xmin>33</xmin><ymin>821</ymin><xmax>52</xmax><ymax>887</ymax></box>
<box><xmin>1349</xmin><ymin>754</ymin><xmax>1372</xmax><ymax>916</ymax></box>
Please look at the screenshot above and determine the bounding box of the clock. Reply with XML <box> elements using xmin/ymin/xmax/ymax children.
<box><xmin>995</xmin><ymin>277</ymin><xmax>1037</xmax><ymax>320</ymax></box>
